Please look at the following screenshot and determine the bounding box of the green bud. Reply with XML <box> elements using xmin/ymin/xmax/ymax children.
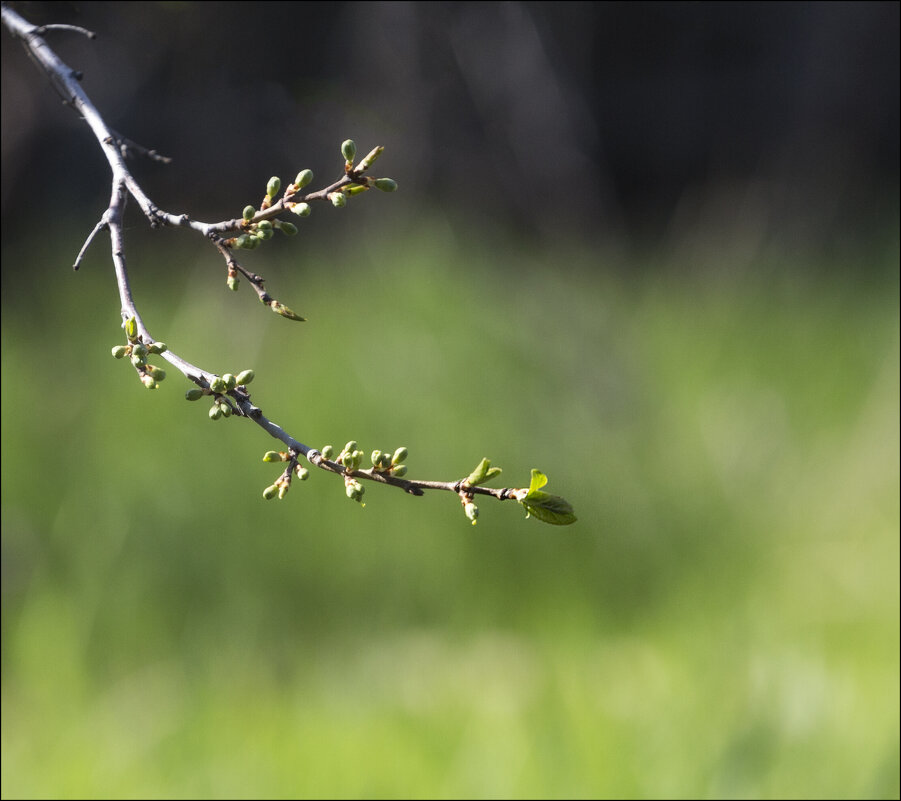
<box><xmin>210</xmin><ymin>377</ymin><xmax>228</xmax><ymax>394</ymax></box>
<box><xmin>256</xmin><ymin>220</ymin><xmax>273</xmax><ymax>231</ymax></box>
<box><xmin>291</xmin><ymin>202</ymin><xmax>312</xmax><ymax>218</ymax></box>
<box><xmin>111</xmin><ymin>345</ymin><xmax>128</xmax><ymax>359</ymax></box>
<box><xmin>234</xmin><ymin>234</ymin><xmax>250</xmax><ymax>249</ymax></box>
<box><xmin>371</xmin><ymin>450</ymin><xmax>383</xmax><ymax>468</ymax></box>
<box><xmin>219</xmin><ymin>401</ymin><xmax>232</xmax><ymax>418</ymax></box>
<box><xmin>243</xmin><ymin>205</ymin><xmax>256</xmax><ymax>222</ymax></box>
<box><xmin>277</xmin><ymin>221</ymin><xmax>298</xmax><ymax>236</ymax></box>
<box><xmin>267</xmin><ymin>176</ymin><xmax>281</xmax><ymax>198</ymax></box>
<box><xmin>236</xmin><ymin>369</ymin><xmax>255</xmax><ymax>386</ymax></box>
<box><xmin>209</xmin><ymin>404</ymin><xmax>222</xmax><ymax>420</ymax></box>
<box><xmin>263</xmin><ymin>484</ymin><xmax>279</xmax><ymax>500</ymax></box>
<box><xmin>131</xmin><ymin>354</ymin><xmax>146</xmax><ymax>368</ymax></box>
<box><xmin>278</xmin><ymin>483</ymin><xmax>289</xmax><ymax>500</ymax></box>
<box><xmin>227</xmin><ymin>274</ymin><xmax>239</xmax><ymax>291</ymax></box>
<box><xmin>246</xmin><ymin>235</ymin><xmax>260</xmax><ymax>249</ymax></box>
<box><xmin>373</xmin><ymin>177</ymin><xmax>398</xmax><ymax>192</ymax></box>
<box><xmin>391</xmin><ymin>464</ymin><xmax>407</xmax><ymax>478</ymax></box>
<box><xmin>131</xmin><ymin>343</ymin><xmax>148</xmax><ymax>358</ymax></box>
<box><xmin>125</xmin><ymin>317</ymin><xmax>138</xmax><ymax>342</ymax></box>
<box><xmin>345</xmin><ymin>479</ymin><xmax>364</xmax><ymax>502</ymax></box>
<box><xmin>257</xmin><ymin>227</ymin><xmax>274</xmax><ymax>241</ymax></box>
<box><xmin>295</xmin><ymin>465</ymin><xmax>309</xmax><ymax>480</ymax></box>
<box><xmin>392</xmin><ymin>447</ymin><xmax>408</xmax><ymax>465</ymax></box>
<box><xmin>140</xmin><ymin>374</ymin><xmax>158</xmax><ymax>389</ymax></box>
<box><xmin>341</xmin><ymin>139</ymin><xmax>356</xmax><ymax>163</ymax></box>
<box><xmin>185</xmin><ymin>388</ymin><xmax>204</xmax><ymax>401</ymax></box>
<box><xmin>329</xmin><ymin>192</ymin><xmax>347</xmax><ymax>208</ymax></box>
<box><xmin>147</xmin><ymin>342</ymin><xmax>167</xmax><ymax>354</ymax></box>
<box><xmin>146</xmin><ymin>365</ymin><xmax>166</xmax><ymax>381</ymax></box>
<box><xmin>358</xmin><ymin>146</ymin><xmax>384</xmax><ymax>171</ymax></box>
<box><xmin>270</xmin><ymin>301</ymin><xmax>305</xmax><ymax>321</ymax></box>
<box><xmin>222</xmin><ymin>373</ymin><xmax>237</xmax><ymax>390</ymax></box>
<box><xmin>263</xmin><ymin>451</ymin><xmax>284</xmax><ymax>462</ymax></box>
<box><xmin>321</xmin><ymin>445</ymin><xmax>334</xmax><ymax>460</ymax></box>
<box><xmin>344</xmin><ymin>184</ymin><xmax>369</xmax><ymax>196</ymax></box>
<box><xmin>464</xmin><ymin>502</ymin><xmax>479</xmax><ymax>525</ymax></box>
<box><xmin>294</xmin><ymin>169</ymin><xmax>313</xmax><ymax>189</ymax></box>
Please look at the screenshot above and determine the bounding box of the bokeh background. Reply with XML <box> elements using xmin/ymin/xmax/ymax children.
<box><xmin>2</xmin><ymin>2</ymin><xmax>898</xmax><ymax>797</ymax></box>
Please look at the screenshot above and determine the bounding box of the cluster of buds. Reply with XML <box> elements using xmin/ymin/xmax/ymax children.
<box><xmin>262</xmin><ymin>450</ymin><xmax>309</xmax><ymax>500</ymax></box>
<box><xmin>111</xmin><ymin>317</ymin><xmax>168</xmax><ymax>389</ymax></box>
<box><xmin>369</xmin><ymin>446</ymin><xmax>408</xmax><ymax>478</ymax></box>
<box><xmin>184</xmin><ymin>369</ymin><xmax>255</xmax><ymax>420</ymax></box>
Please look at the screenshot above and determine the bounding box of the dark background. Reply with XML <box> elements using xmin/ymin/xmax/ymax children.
<box><xmin>3</xmin><ymin>1</ymin><xmax>899</xmax><ymax>256</ymax></box>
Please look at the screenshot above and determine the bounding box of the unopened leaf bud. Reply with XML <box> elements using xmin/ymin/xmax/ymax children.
<box><xmin>341</xmin><ymin>139</ymin><xmax>356</xmax><ymax>163</ymax></box>
<box><xmin>266</xmin><ymin>176</ymin><xmax>281</xmax><ymax>198</ymax></box>
<box><xmin>218</xmin><ymin>401</ymin><xmax>232</xmax><ymax>418</ymax></box>
<box><xmin>263</xmin><ymin>451</ymin><xmax>284</xmax><ymax>462</ymax></box>
<box><xmin>278</xmin><ymin>483</ymin><xmax>289</xmax><ymax>500</ymax></box>
<box><xmin>295</xmin><ymin>465</ymin><xmax>309</xmax><ymax>480</ymax></box>
<box><xmin>464</xmin><ymin>502</ymin><xmax>479</xmax><ymax>524</ymax></box>
<box><xmin>373</xmin><ymin>177</ymin><xmax>398</xmax><ymax>192</ymax></box>
<box><xmin>209</xmin><ymin>404</ymin><xmax>222</xmax><ymax>420</ymax></box>
<box><xmin>277</xmin><ymin>221</ymin><xmax>298</xmax><ymax>236</ymax></box>
<box><xmin>263</xmin><ymin>484</ymin><xmax>279</xmax><ymax>500</ymax></box>
<box><xmin>257</xmin><ymin>227</ymin><xmax>274</xmax><ymax>241</ymax></box>
<box><xmin>185</xmin><ymin>388</ymin><xmax>204</xmax><ymax>401</ymax></box>
<box><xmin>344</xmin><ymin>441</ymin><xmax>358</xmax><ymax>454</ymax></box>
<box><xmin>392</xmin><ymin>447</ymin><xmax>408</xmax><ymax>465</ymax></box>
<box><xmin>111</xmin><ymin>345</ymin><xmax>128</xmax><ymax>359</ymax></box>
<box><xmin>234</xmin><ymin>234</ymin><xmax>250</xmax><ymax>249</ymax></box>
<box><xmin>294</xmin><ymin>169</ymin><xmax>313</xmax><ymax>189</ymax></box>
<box><xmin>291</xmin><ymin>202</ymin><xmax>312</xmax><ymax>218</ymax></box>
<box><xmin>328</xmin><ymin>192</ymin><xmax>347</xmax><ymax>208</ymax></box>
<box><xmin>236</xmin><ymin>369</ymin><xmax>255</xmax><ymax>386</ymax></box>
<box><xmin>222</xmin><ymin>373</ymin><xmax>237</xmax><ymax>390</ymax></box>
<box><xmin>246</xmin><ymin>235</ymin><xmax>260</xmax><ymax>249</ymax></box>
<box><xmin>358</xmin><ymin>146</ymin><xmax>384</xmax><ymax>171</ymax></box>
<box><xmin>371</xmin><ymin>450</ymin><xmax>383</xmax><ymax>467</ymax></box>
<box><xmin>321</xmin><ymin>445</ymin><xmax>334</xmax><ymax>460</ymax></box>
<box><xmin>243</xmin><ymin>205</ymin><xmax>256</xmax><ymax>222</ymax></box>
<box><xmin>146</xmin><ymin>365</ymin><xmax>166</xmax><ymax>381</ymax></box>
<box><xmin>131</xmin><ymin>354</ymin><xmax>146</xmax><ymax>368</ymax></box>
<box><xmin>131</xmin><ymin>343</ymin><xmax>147</xmax><ymax>358</ymax></box>
<box><xmin>125</xmin><ymin>316</ymin><xmax>138</xmax><ymax>342</ymax></box>
<box><xmin>141</xmin><ymin>374</ymin><xmax>158</xmax><ymax>390</ymax></box>
<box><xmin>256</xmin><ymin>220</ymin><xmax>273</xmax><ymax>231</ymax></box>
<box><xmin>227</xmin><ymin>274</ymin><xmax>239</xmax><ymax>291</ymax></box>
<box><xmin>344</xmin><ymin>184</ymin><xmax>368</xmax><ymax>196</ymax></box>
<box><xmin>270</xmin><ymin>301</ymin><xmax>305</xmax><ymax>321</ymax></box>
<box><xmin>210</xmin><ymin>377</ymin><xmax>228</xmax><ymax>394</ymax></box>
<box><xmin>148</xmin><ymin>342</ymin><xmax>167</xmax><ymax>354</ymax></box>
<box><xmin>391</xmin><ymin>464</ymin><xmax>407</xmax><ymax>478</ymax></box>
<box><xmin>345</xmin><ymin>480</ymin><xmax>364</xmax><ymax>502</ymax></box>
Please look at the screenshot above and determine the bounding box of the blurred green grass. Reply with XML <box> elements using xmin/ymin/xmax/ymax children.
<box><xmin>1</xmin><ymin>216</ymin><xmax>898</xmax><ymax>798</ymax></box>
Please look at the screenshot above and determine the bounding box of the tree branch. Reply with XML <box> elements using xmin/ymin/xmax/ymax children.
<box><xmin>1</xmin><ymin>3</ymin><xmax>576</xmax><ymax>526</ymax></box>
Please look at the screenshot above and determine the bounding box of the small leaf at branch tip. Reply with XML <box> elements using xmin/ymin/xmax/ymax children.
<box><xmin>294</xmin><ymin>169</ymin><xmax>313</xmax><ymax>189</ymax></box>
<box><xmin>243</xmin><ymin>205</ymin><xmax>256</xmax><ymax>222</ymax></box>
<box><xmin>358</xmin><ymin>146</ymin><xmax>384</xmax><ymax>170</ymax></box>
<box><xmin>341</xmin><ymin>139</ymin><xmax>356</xmax><ymax>163</ymax></box>
<box><xmin>266</xmin><ymin>176</ymin><xmax>281</xmax><ymax>198</ymax></box>
<box><xmin>263</xmin><ymin>484</ymin><xmax>279</xmax><ymax>500</ymax></box>
<box><xmin>185</xmin><ymin>388</ymin><xmax>204</xmax><ymax>401</ymax></box>
<box><xmin>111</xmin><ymin>345</ymin><xmax>128</xmax><ymax>359</ymax></box>
<box><xmin>329</xmin><ymin>192</ymin><xmax>347</xmax><ymax>208</ymax></box>
<box><xmin>270</xmin><ymin>301</ymin><xmax>306</xmax><ymax>321</ymax></box>
<box><xmin>277</xmin><ymin>221</ymin><xmax>298</xmax><ymax>236</ymax></box>
<box><xmin>291</xmin><ymin>202</ymin><xmax>312</xmax><ymax>218</ymax></box>
<box><xmin>373</xmin><ymin>177</ymin><xmax>398</xmax><ymax>192</ymax></box>
<box><xmin>236</xmin><ymin>369</ymin><xmax>254</xmax><ymax>386</ymax></box>
<box><xmin>464</xmin><ymin>457</ymin><xmax>501</xmax><ymax>487</ymax></box>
